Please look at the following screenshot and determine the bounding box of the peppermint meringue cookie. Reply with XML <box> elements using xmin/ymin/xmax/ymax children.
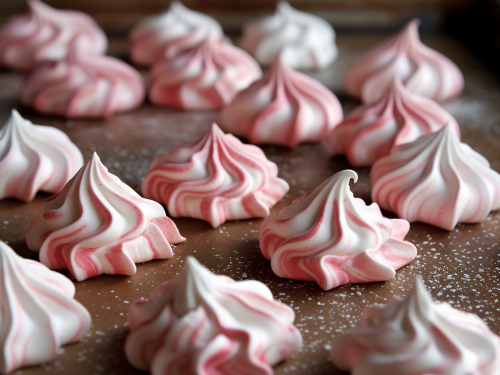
<box><xmin>26</xmin><ymin>152</ymin><xmax>185</xmax><ymax>281</ymax></box>
<box><xmin>125</xmin><ymin>256</ymin><xmax>302</xmax><ymax>375</ymax></box>
<box><xmin>0</xmin><ymin>240</ymin><xmax>91</xmax><ymax>373</ymax></box>
<box><xmin>345</xmin><ymin>18</ymin><xmax>464</xmax><ymax>103</ymax></box>
<box><xmin>0</xmin><ymin>109</ymin><xmax>83</xmax><ymax>202</ymax></box>
<box><xmin>142</xmin><ymin>123</ymin><xmax>289</xmax><ymax>228</ymax></box>
<box><xmin>149</xmin><ymin>36</ymin><xmax>261</xmax><ymax>110</ymax></box>
<box><xmin>240</xmin><ymin>1</ymin><xmax>337</xmax><ymax>70</ymax></box>
<box><xmin>371</xmin><ymin>122</ymin><xmax>500</xmax><ymax>231</ymax></box>
<box><xmin>260</xmin><ymin>170</ymin><xmax>416</xmax><ymax>290</ymax></box>
<box><xmin>328</xmin><ymin>78</ymin><xmax>459</xmax><ymax>167</ymax></box>
<box><xmin>0</xmin><ymin>0</ymin><xmax>107</xmax><ymax>71</ymax></box>
<box><xmin>330</xmin><ymin>277</ymin><xmax>500</xmax><ymax>374</ymax></box>
<box><xmin>219</xmin><ymin>55</ymin><xmax>343</xmax><ymax>148</ymax></box>
<box><xmin>129</xmin><ymin>1</ymin><xmax>224</xmax><ymax>66</ymax></box>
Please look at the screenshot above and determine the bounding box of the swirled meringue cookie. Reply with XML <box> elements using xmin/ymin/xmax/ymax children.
<box><xmin>0</xmin><ymin>0</ymin><xmax>107</xmax><ymax>71</ymax></box>
<box><xmin>149</xmin><ymin>36</ymin><xmax>261</xmax><ymax>110</ymax></box>
<box><xmin>240</xmin><ymin>1</ymin><xmax>337</xmax><ymax>70</ymax></box>
<box><xmin>0</xmin><ymin>240</ymin><xmax>91</xmax><ymax>373</ymax></box>
<box><xmin>125</xmin><ymin>256</ymin><xmax>302</xmax><ymax>375</ymax></box>
<box><xmin>371</xmin><ymin>123</ymin><xmax>500</xmax><ymax>231</ymax></box>
<box><xmin>0</xmin><ymin>109</ymin><xmax>83</xmax><ymax>202</ymax></box>
<box><xmin>328</xmin><ymin>78</ymin><xmax>459</xmax><ymax>167</ymax></box>
<box><xmin>330</xmin><ymin>277</ymin><xmax>500</xmax><ymax>374</ymax></box>
<box><xmin>21</xmin><ymin>47</ymin><xmax>145</xmax><ymax>118</ymax></box>
<box><xmin>260</xmin><ymin>170</ymin><xmax>416</xmax><ymax>290</ymax></box>
<box><xmin>26</xmin><ymin>152</ymin><xmax>185</xmax><ymax>281</ymax></box>
<box><xmin>345</xmin><ymin>18</ymin><xmax>464</xmax><ymax>103</ymax></box>
<box><xmin>142</xmin><ymin>123</ymin><xmax>289</xmax><ymax>228</ymax></box>
<box><xmin>129</xmin><ymin>1</ymin><xmax>224</xmax><ymax>66</ymax></box>
<box><xmin>219</xmin><ymin>55</ymin><xmax>343</xmax><ymax>148</ymax></box>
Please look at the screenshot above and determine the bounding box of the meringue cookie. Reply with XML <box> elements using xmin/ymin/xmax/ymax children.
<box><xmin>344</xmin><ymin>18</ymin><xmax>464</xmax><ymax>103</ymax></box>
<box><xmin>142</xmin><ymin>123</ymin><xmax>289</xmax><ymax>228</ymax></box>
<box><xmin>0</xmin><ymin>0</ymin><xmax>107</xmax><ymax>71</ymax></box>
<box><xmin>371</xmin><ymin>122</ymin><xmax>500</xmax><ymax>231</ymax></box>
<box><xmin>330</xmin><ymin>277</ymin><xmax>500</xmax><ymax>375</ymax></box>
<box><xmin>328</xmin><ymin>78</ymin><xmax>459</xmax><ymax>167</ymax></box>
<box><xmin>0</xmin><ymin>109</ymin><xmax>83</xmax><ymax>202</ymax></box>
<box><xmin>129</xmin><ymin>1</ymin><xmax>224</xmax><ymax>66</ymax></box>
<box><xmin>26</xmin><ymin>152</ymin><xmax>185</xmax><ymax>281</ymax></box>
<box><xmin>149</xmin><ymin>36</ymin><xmax>261</xmax><ymax>110</ymax></box>
<box><xmin>219</xmin><ymin>54</ymin><xmax>343</xmax><ymax>148</ymax></box>
<box><xmin>125</xmin><ymin>256</ymin><xmax>302</xmax><ymax>375</ymax></box>
<box><xmin>0</xmin><ymin>240</ymin><xmax>91</xmax><ymax>373</ymax></box>
<box><xmin>240</xmin><ymin>1</ymin><xmax>337</xmax><ymax>70</ymax></box>
<box><xmin>260</xmin><ymin>170</ymin><xmax>416</xmax><ymax>290</ymax></box>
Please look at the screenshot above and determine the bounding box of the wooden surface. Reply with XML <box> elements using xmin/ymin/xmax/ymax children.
<box><xmin>1</xmin><ymin>34</ymin><xmax>500</xmax><ymax>374</ymax></box>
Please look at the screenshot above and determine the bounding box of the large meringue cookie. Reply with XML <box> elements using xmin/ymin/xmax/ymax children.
<box><xmin>26</xmin><ymin>152</ymin><xmax>185</xmax><ymax>281</ymax></box>
<box><xmin>0</xmin><ymin>240</ymin><xmax>91</xmax><ymax>373</ymax></box>
<box><xmin>371</xmin><ymin>122</ymin><xmax>500</xmax><ymax>231</ymax></box>
<box><xmin>328</xmin><ymin>78</ymin><xmax>459</xmax><ymax>167</ymax></box>
<box><xmin>21</xmin><ymin>47</ymin><xmax>145</xmax><ymax>118</ymax></box>
<box><xmin>142</xmin><ymin>123</ymin><xmax>289</xmax><ymax>228</ymax></box>
<box><xmin>260</xmin><ymin>170</ymin><xmax>416</xmax><ymax>290</ymax></box>
<box><xmin>125</xmin><ymin>256</ymin><xmax>302</xmax><ymax>375</ymax></box>
<box><xmin>129</xmin><ymin>1</ymin><xmax>224</xmax><ymax>66</ymax></box>
<box><xmin>149</xmin><ymin>36</ymin><xmax>261</xmax><ymax>110</ymax></box>
<box><xmin>330</xmin><ymin>277</ymin><xmax>500</xmax><ymax>374</ymax></box>
<box><xmin>0</xmin><ymin>109</ymin><xmax>83</xmax><ymax>202</ymax></box>
<box><xmin>0</xmin><ymin>0</ymin><xmax>107</xmax><ymax>71</ymax></box>
<box><xmin>345</xmin><ymin>18</ymin><xmax>464</xmax><ymax>103</ymax></box>
<box><xmin>240</xmin><ymin>1</ymin><xmax>337</xmax><ymax>70</ymax></box>
<box><xmin>219</xmin><ymin>55</ymin><xmax>343</xmax><ymax>148</ymax></box>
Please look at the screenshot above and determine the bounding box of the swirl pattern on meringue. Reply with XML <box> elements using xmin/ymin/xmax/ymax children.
<box><xmin>260</xmin><ymin>170</ymin><xmax>416</xmax><ymax>290</ymax></box>
<box><xmin>0</xmin><ymin>240</ymin><xmax>91</xmax><ymax>373</ymax></box>
<box><xmin>0</xmin><ymin>0</ymin><xmax>107</xmax><ymax>71</ymax></box>
<box><xmin>330</xmin><ymin>277</ymin><xmax>500</xmax><ymax>375</ymax></box>
<box><xmin>26</xmin><ymin>152</ymin><xmax>185</xmax><ymax>281</ymax></box>
<box><xmin>219</xmin><ymin>55</ymin><xmax>343</xmax><ymax>148</ymax></box>
<box><xmin>328</xmin><ymin>78</ymin><xmax>459</xmax><ymax>167</ymax></box>
<box><xmin>0</xmin><ymin>109</ymin><xmax>83</xmax><ymax>202</ymax></box>
<box><xmin>344</xmin><ymin>18</ymin><xmax>464</xmax><ymax>103</ymax></box>
<box><xmin>240</xmin><ymin>1</ymin><xmax>337</xmax><ymax>70</ymax></box>
<box><xmin>371</xmin><ymin>122</ymin><xmax>500</xmax><ymax>231</ymax></box>
<box><xmin>142</xmin><ymin>123</ymin><xmax>289</xmax><ymax>228</ymax></box>
<box><xmin>125</xmin><ymin>256</ymin><xmax>302</xmax><ymax>375</ymax></box>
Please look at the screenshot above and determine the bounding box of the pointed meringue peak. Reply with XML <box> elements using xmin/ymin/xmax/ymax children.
<box><xmin>125</xmin><ymin>255</ymin><xmax>302</xmax><ymax>374</ymax></box>
<box><xmin>260</xmin><ymin>169</ymin><xmax>416</xmax><ymax>290</ymax></box>
<box><xmin>0</xmin><ymin>110</ymin><xmax>83</xmax><ymax>202</ymax></box>
<box><xmin>330</xmin><ymin>275</ymin><xmax>500</xmax><ymax>375</ymax></box>
<box><xmin>142</xmin><ymin>123</ymin><xmax>289</xmax><ymax>228</ymax></box>
<box><xmin>0</xmin><ymin>240</ymin><xmax>91</xmax><ymax>373</ymax></box>
<box><xmin>26</xmin><ymin>152</ymin><xmax>185</xmax><ymax>281</ymax></box>
<box><xmin>371</xmin><ymin>119</ymin><xmax>500</xmax><ymax>231</ymax></box>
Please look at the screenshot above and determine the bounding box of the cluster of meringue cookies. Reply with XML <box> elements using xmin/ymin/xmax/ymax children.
<box><xmin>0</xmin><ymin>1</ymin><xmax>500</xmax><ymax>374</ymax></box>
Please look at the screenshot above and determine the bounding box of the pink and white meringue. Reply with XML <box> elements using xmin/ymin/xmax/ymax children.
<box><xmin>26</xmin><ymin>152</ymin><xmax>185</xmax><ymax>282</ymax></box>
<box><xmin>371</xmin><ymin>122</ymin><xmax>500</xmax><ymax>231</ymax></box>
<box><xmin>240</xmin><ymin>1</ymin><xmax>337</xmax><ymax>70</ymax></box>
<box><xmin>219</xmin><ymin>55</ymin><xmax>343</xmax><ymax>148</ymax></box>
<box><xmin>0</xmin><ymin>240</ymin><xmax>91</xmax><ymax>373</ymax></box>
<box><xmin>0</xmin><ymin>0</ymin><xmax>107</xmax><ymax>71</ymax></box>
<box><xmin>344</xmin><ymin>18</ymin><xmax>464</xmax><ymax>103</ymax></box>
<box><xmin>149</xmin><ymin>36</ymin><xmax>261</xmax><ymax>110</ymax></box>
<box><xmin>129</xmin><ymin>1</ymin><xmax>224</xmax><ymax>66</ymax></box>
<box><xmin>260</xmin><ymin>170</ymin><xmax>416</xmax><ymax>290</ymax></box>
<box><xmin>0</xmin><ymin>109</ymin><xmax>83</xmax><ymax>202</ymax></box>
<box><xmin>328</xmin><ymin>78</ymin><xmax>459</xmax><ymax>167</ymax></box>
<box><xmin>142</xmin><ymin>123</ymin><xmax>289</xmax><ymax>228</ymax></box>
<box><xmin>330</xmin><ymin>277</ymin><xmax>500</xmax><ymax>375</ymax></box>
<box><xmin>125</xmin><ymin>256</ymin><xmax>302</xmax><ymax>375</ymax></box>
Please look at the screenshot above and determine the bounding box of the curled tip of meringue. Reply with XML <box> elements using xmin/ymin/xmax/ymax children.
<box><xmin>341</xmin><ymin>169</ymin><xmax>358</xmax><ymax>184</ymax></box>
